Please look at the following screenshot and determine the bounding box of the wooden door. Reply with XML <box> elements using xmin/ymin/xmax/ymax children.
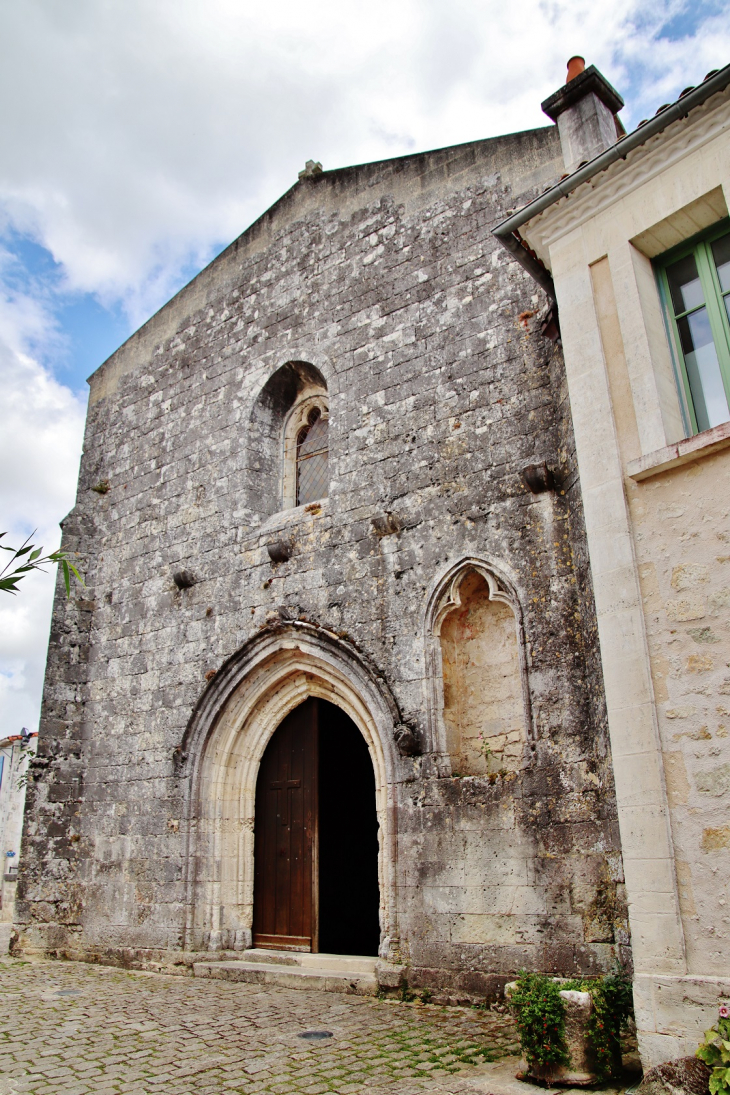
<box><xmin>253</xmin><ymin>698</ymin><xmax>318</xmax><ymax>951</ymax></box>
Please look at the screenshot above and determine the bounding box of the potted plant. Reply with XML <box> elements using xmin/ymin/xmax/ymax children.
<box><xmin>505</xmin><ymin>971</ymin><xmax>633</xmax><ymax>1086</ymax></box>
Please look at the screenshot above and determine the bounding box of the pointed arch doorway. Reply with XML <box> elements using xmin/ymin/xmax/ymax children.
<box><xmin>252</xmin><ymin>697</ymin><xmax>380</xmax><ymax>956</ymax></box>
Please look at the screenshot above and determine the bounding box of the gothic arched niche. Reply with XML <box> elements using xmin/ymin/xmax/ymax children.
<box><xmin>249</xmin><ymin>361</ymin><xmax>327</xmax><ymax>516</ymax></box>
<box><xmin>439</xmin><ymin>569</ymin><xmax>527</xmax><ymax>776</ymax></box>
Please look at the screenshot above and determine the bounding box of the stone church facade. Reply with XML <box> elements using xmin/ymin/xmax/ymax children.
<box><xmin>25</xmin><ymin>58</ymin><xmax>716</xmax><ymax>1047</ymax></box>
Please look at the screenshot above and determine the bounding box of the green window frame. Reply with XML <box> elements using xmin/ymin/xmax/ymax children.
<box><xmin>655</xmin><ymin>218</ymin><xmax>730</xmax><ymax>436</ymax></box>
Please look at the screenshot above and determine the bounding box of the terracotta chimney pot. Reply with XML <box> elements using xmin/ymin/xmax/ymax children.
<box><xmin>566</xmin><ymin>56</ymin><xmax>585</xmax><ymax>82</ymax></box>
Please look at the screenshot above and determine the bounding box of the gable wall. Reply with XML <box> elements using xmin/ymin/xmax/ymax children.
<box><xmin>17</xmin><ymin>125</ymin><xmax>629</xmax><ymax>998</ymax></box>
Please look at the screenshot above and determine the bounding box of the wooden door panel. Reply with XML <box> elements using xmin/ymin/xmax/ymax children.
<box><xmin>253</xmin><ymin>699</ymin><xmax>318</xmax><ymax>951</ymax></box>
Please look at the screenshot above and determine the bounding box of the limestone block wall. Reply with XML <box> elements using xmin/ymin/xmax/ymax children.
<box><xmin>630</xmin><ymin>449</ymin><xmax>730</xmax><ymax>977</ymax></box>
<box><xmin>17</xmin><ymin>125</ymin><xmax>628</xmax><ymax>996</ymax></box>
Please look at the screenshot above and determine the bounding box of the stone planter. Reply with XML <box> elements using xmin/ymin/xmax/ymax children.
<box><xmin>505</xmin><ymin>982</ymin><xmax>599</xmax><ymax>1087</ymax></box>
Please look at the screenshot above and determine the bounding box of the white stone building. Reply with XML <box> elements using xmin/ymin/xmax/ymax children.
<box><xmin>0</xmin><ymin>731</ymin><xmax>35</xmax><ymax>948</ymax></box>
<box><xmin>16</xmin><ymin>49</ymin><xmax>730</xmax><ymax>1074</ymax></box>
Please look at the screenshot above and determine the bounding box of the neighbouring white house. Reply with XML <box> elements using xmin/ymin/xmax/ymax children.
<box><xmin>0</xmin><ymin>729</ymin><xmax>36</xmax><ymax>949</ymax></box>
<box><xmin>495</xmin><ymin>58</ymin><xmax>730</xmax><ymax>1066</ymax></box>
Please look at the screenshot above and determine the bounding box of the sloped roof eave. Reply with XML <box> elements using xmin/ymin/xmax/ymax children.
<box><xmin>491</xmin><ymin>62</ymin><xmax>730</xmax><ymax>280</ymax></box>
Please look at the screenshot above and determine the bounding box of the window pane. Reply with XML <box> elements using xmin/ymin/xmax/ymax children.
<box><xmin>667</xmin><ymin>253</ymin><xmax>705</xmax><ymax>314</ymax></box>
<box><xmin>677</xmin><ymin>307</ymin><xmax>730</xmax><ymax>431</ymax></box>
<box><xmin>298</xmin><ymin>451</ymin><xmax>328</xmax><ymax>504</ymax></box>
<box><xmin>296</xmin><ymin>414</ymin><xmax>329</xmax><ymax>505</ymax></box>
<box><xmin>711</xmin><ymin>232</ymin><xmax>730</xmax><ymax>293</ymax></box>
<box><xmin>298</xmin><ymin>416</ymin><xmax>328</xmax><ymax>457</ymax></box>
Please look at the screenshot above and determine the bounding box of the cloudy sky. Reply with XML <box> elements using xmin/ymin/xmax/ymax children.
<box><xmin>1</xmin><ymin>0</ymin><xmax>729</xmax><ymax>738</ymax></box>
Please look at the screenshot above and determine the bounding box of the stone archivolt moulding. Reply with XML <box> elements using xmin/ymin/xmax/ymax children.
<box><xmin>177</xmin><ymin>622</ymin><xmax>403</xmax><ymax>959</ymax></box>
<box><xmin>422</xmin><ymin>556</ymin><xmax>535</xmax><ymax>775</ymax></box>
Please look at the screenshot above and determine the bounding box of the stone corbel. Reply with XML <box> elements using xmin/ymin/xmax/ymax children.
<box><xmin>394</xmin><ymin>723</ymin><xmax>421</xmax><ymax>757</ymax></box>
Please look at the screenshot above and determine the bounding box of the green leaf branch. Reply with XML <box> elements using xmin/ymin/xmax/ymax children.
<box><xmin>509</xmin><ymin>972</ymin><xmax>570</xmax><ymax>1073</ymax></box>
<box><xmin>697</xmin><ymin>1006</ymin><xmax>730</xmax><ymax>1095</ymax></box>
<box><xmin>0</xmin><ymin>531</ymin><xmax>84</xmax><ymax>597</ymax></box>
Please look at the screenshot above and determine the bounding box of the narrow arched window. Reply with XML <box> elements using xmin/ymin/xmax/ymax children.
<box><xmin>296</xmin><ymin>407</ymin><xmax>329</xmax><ymax>505</ymax></box>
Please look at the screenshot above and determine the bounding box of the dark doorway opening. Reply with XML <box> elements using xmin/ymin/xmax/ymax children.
<box><xmin>318</xmin><ymin>700</ymin><xmax>380</xmax><ymax>956</ymax></box>
<box><xmin>252</xmin><ymin>697</ymin><xmax>380</xmax><ymax>957</ymax></box>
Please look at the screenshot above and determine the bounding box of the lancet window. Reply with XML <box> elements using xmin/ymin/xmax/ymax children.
<box><xmin>296</xmin><ymin>407</ymin><xmax>329</xmax><ymax>506</ymax></box>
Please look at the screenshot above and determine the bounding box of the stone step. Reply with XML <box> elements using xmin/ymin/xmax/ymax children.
<box><xmin>240</xmin><ymin>949</ymin><xmax>377</xmax><ymax>975</ymax></box>
<box><xmin>193</xmin><ymin>957</ymin><xmax>378</xmax><ymax>996</ymax></box>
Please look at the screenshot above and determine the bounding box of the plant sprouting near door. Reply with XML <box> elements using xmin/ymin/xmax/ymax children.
<box><xmin>0</xmin><ymin>531</ymin><xmax>83</xmax><ymax>596</ymax></box>
<box><xmin>696</xmin><ymin>1004</ymin><xmax>730</xmax><ymax>1095</ymax></box>
<box><xmin>477</xmin><ymin>729</ymin><xmax>493</xmax><ymax>770</ymax></box>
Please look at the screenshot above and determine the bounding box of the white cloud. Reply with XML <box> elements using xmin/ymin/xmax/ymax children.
<box><xmin>0</xmin><ymin>0</ymin><xmax>727</xmax><ymax>323</ymax></box>
<box><xmin>0</xmin><ymin>0</ymin><xmax>728</xmax><ymax>734</ymax></box>
<box><xmin>0</xmin><ymin>287</ymin><xmax>86</xmax><ymax>737</ymax></box>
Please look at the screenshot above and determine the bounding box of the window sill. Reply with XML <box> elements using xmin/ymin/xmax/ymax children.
<box><xmin>248</xmin><ymin>501</ymin><xmax>330</xmax><ymax>543</ymax></box>
<box><xmin>260</xmin><ymin>498</ymin><xmax>329</xmax><ymax>532</ymax></box>
<box><xmin>627</xmin><ymin>420</ymin><xmax>730</xmax><ymax>481</ymax></box>
<box><xmin>237</xmin><ymin>500</ymin><xmax>330</xmax><ymax>555</ymax></box>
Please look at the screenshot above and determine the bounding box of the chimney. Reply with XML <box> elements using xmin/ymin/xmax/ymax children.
<box><xmin>541</xmin><ymin>58</ymin><xmax>624</xmax><ymax>174</ymax></box>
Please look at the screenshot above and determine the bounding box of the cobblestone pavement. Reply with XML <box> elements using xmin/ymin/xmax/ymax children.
<box><xmin>0</xmin><ymin>957</ymin><xmax>522</xmax><ymax>1095</ymax></box>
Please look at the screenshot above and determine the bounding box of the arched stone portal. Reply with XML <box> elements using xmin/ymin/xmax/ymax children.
<box><xmin>179</xmin><ymin>624</ymin><xmax>400</xmax><ymax>959</ymax></box>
